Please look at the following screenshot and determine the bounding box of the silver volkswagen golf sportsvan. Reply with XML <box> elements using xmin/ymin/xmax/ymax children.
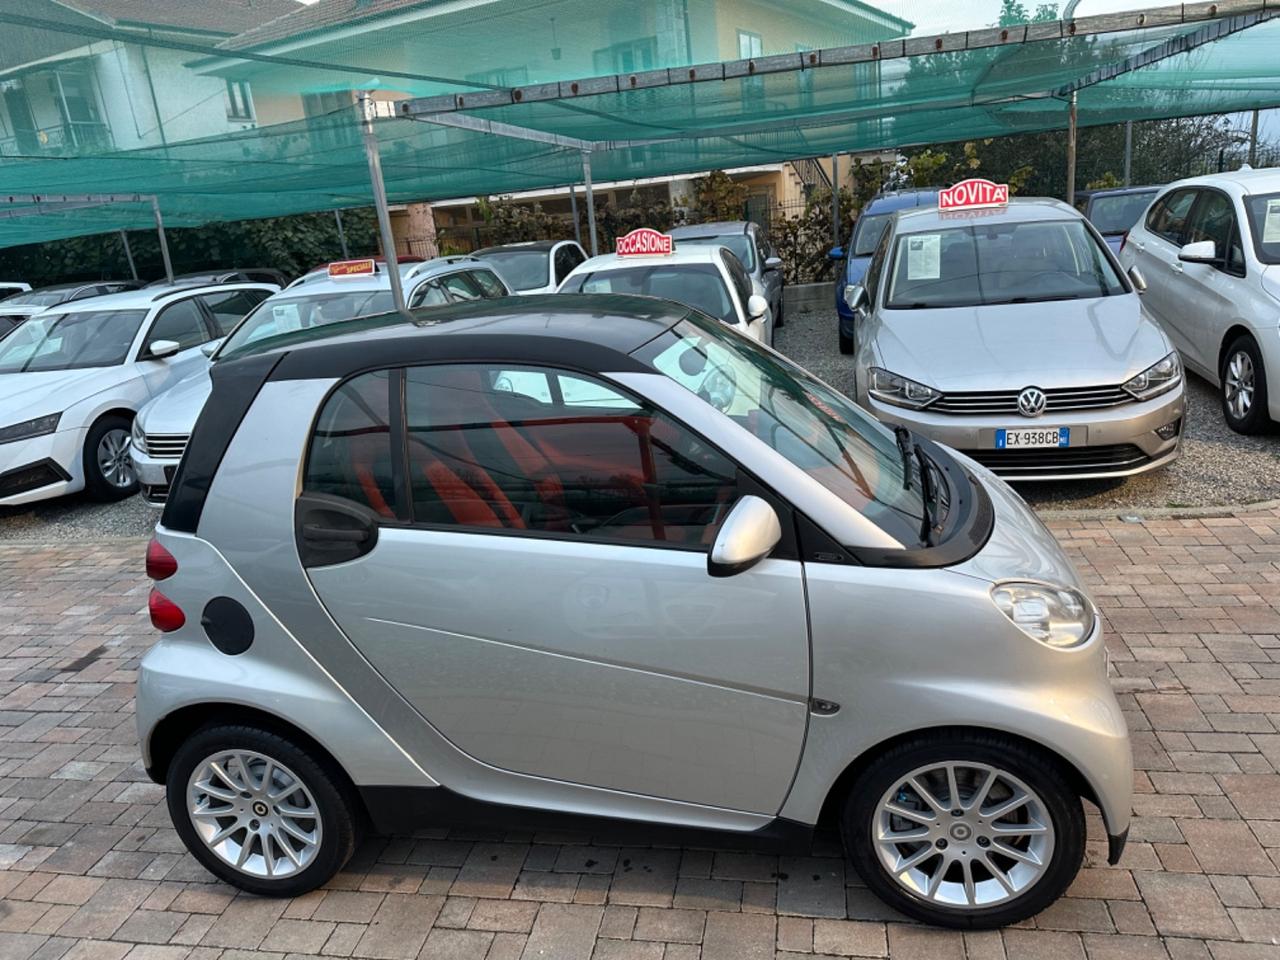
<box><xmin>138</xmin><ymin>295</ymin><xmax>1131</xmax><ymax>928</ymax></box>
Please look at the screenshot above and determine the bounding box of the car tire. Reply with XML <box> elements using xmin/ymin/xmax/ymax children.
<box><xmin>841</xmin><ymin>731</ymin><xmax>1085</xmax><ymax>930</ymax></box>
<box><xmin>1220</xmin><ymin>334</ymin><xmax>1270</xmax><ymax>435</ymax></box>
<box><xmin>839</xmin><ymin>328</ymin><xmax>854</xmax><ymax>355</ymax></box>
<box><xmin>82</xmin><ymin>414</ymin><xmax>139</xmax><ymax>501</ymax></box>
<box><xmin>166</xmin><ymin>724</ymin><xmax>360</xmax><ymax>897</ymax></box>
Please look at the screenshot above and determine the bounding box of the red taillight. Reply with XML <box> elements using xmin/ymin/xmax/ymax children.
<box><xmin>149</xmin><ymin>588</ymin><xmax>186</xmax><ymax>632</ymax></box>
<box><xmin>146</xmin><ymin>538</ymin><xmax>177</xmax><ymax>580</ymax></box>
<box><xmin>1118</xmin><ymin>231</ymin><xmax>1128</xmax><ymax>254</ymax></box>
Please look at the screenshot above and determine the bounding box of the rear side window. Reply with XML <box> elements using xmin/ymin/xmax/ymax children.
<box><xmin>554</xmin><ymin>245</ymin><xmax>586</xmax><ymax>284</ymax></box>
<box><xmin>468</xmin><ymin>269</ymin><xmax>508</xmax><ymax>298</ymax></box>
<box><xmin>440</xmin><ymin>273</ymin><xmax>484</xmax><ymax>302</ymax></box>
<box><xmin>303</xmin><ymin>371</ymin><xmax>396</xmax><ymax>518</ymax></box>
<box><xmin>1146</xmin><ymin>189</ymin><xmax>1198</xmax><ymax>244</ymax></box>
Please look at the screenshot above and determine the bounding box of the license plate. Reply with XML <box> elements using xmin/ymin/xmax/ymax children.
<box><xmin>996</xmin><ymin>427</ymin><xmax>1070</xmax><ymax>449</ymax></box>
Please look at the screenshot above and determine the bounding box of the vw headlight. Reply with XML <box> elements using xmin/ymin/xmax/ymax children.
<box><xmin>131</xmin><ymin>417</ymin><xmax>147</xmax><ymax>455</ymax></box>
<box><xmin>868</xmin><ymin>367</ymin><xmax>940</xmax><ymax>410</ymax></box>
<box><xmin>0</xmin><ymin>413</ymin><xmax>60</xmax><ymax>445</ymax></box>
<box><xmin>1122</xmin><ymin>351</ymin><xmax>1181</xmax><ymax>400</ymax></box>
<box><xmin>991</xmin><ymin>582</ymin><xmax>1095</xmax><ymax>649</ymax></box>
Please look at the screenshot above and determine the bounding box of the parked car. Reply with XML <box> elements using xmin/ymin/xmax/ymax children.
<box><xmin>668</xmin><ymin>220</ymin><xmax>785</xmax><ymax>326</ymax></box>
<box><xmin>0</xmin><ymin>282</ymin><xmax>277</xmax><ymax>506</ymax></box>
<box><xmin>0</xmin><ymin>280</ymin><xmax>146</xmax><ymax>342</ymax></box>
<box><xmin>1119</xmin><ymin>167</ymin><xmax>1280</xmax><ymax>433</ymax></box>
<box><xmin>845</xmin><ymin>192</ymin><xmax>1183</xmax><ymax>480</ymax></box>
<box><xmin>474</xmin><ymin>240</ymin><xmax>588</xmax><ymax>294</ymax></box>
<box><xmin>131</xmin><ymin>257</ymin><xmax>511</xmax><ymax>505</ymax></box>
<box><xmin>559</xmin><ymin>241</ymin><xmax>772</xmax><ymax>344</ymax></box>
<box><xmin>0</xmin><ymin>282</ymin><xmax>31</xmax><ymax>298</ymax></box>
<box><xmin>138</xmin><ymin>293</ymin><xmax>1130</xmax><ymax>927</ymax></box>
<box><xmin>1076</xmin><ymin>186</ymin><xmax>1160</xmax><ymax>254</ymax></box>
<box><xmin>145</xmin><ymin>268</ymin><xmax>290</xmax><ymax>288</ymax></box>
<box><xmin>832</xmin><ymin>189</ymin><xmax>939</xmax><ymax>354</ymax></box>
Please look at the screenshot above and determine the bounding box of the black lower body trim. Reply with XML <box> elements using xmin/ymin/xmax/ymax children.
<box><xmin>1107</xmin><ymin>828</ymin><xmax>1128</xmax><ymax>865</ymax></box>
<box><xmin>0</xmin><ymin>458</ymin><xmax>71</xmax><ymax>499</ymax></box>
<box><xmin>358</xmin><ymin>785</ymin><xmax>813</xmax><ymax>852</ymax></box>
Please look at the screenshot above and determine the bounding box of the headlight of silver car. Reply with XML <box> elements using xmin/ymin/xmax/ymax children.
<box><xmin>0</xmin><ymin>413</ymin><xmax>60</xmax><ymax>445</ymax></box>
<box><xmin>868</xmin><ymin>367</ymin><xmax>940</xmax><ymax>410</ymax></box>
<box><xmin>131</xmin><ymin>417</ymin><xmax>147</xmax><ymax>455</ymax></box>
<box><xmin>991</xmin><ymin>582</ymin><xmax>1095</xmax><ymax>649</ymax></box>
<box><xmin>1122</xmin><ymin>351</ymin><xmax>1181</xmax><ymax>400</ymax></box>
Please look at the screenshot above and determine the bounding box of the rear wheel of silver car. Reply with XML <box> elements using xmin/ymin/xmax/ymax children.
<box><xmin>842</xmin><ymin>732</ymin><xmax>1085</xmax><ymax>929</ymax></box>
<box><xmin>83</xmin><ymin>414</ymin><xmax>138</xmax><ymax>501</ymax></box>
<box><xmin>167</xmin><ymin>724</ymin><xmax>359</xmax><ymax>897</ymax></box>
<box><xmin>1220</xmin><ymin>335</ymin><xmax>1270</xmax><ymax>435</ymax></box>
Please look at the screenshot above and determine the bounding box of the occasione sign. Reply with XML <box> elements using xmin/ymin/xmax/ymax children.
<box><xmin>328</xmin><ymin>258</ymin><xmax>377</xmax><ymax>278</ymax></box>
<box><xmin>938</xmin><ymin>178</ymin><xmax>1010</xmax><ymax>211</ymax></box>
<box><xmin>616</xmin><ymin>228</ymin><xmax>673</xmax><ymax>257</ymax></box>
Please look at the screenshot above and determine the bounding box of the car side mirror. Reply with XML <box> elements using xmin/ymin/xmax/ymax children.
<box><xmin>148</xmin><ymin>339</ymin><xmax>181</xmax><ymax>359</ymax></box>
<box><xmin>746</xmin><ymin>293</ymin><xmax>769</xmax><ymax>320</ymax></box>
<box><xmin>764</xmin><ymin>256</ymin><xmax>783</xmax><ymax>273</ymax></box>
<box><xmin>708</xmin><ymin>495</ymin><xmax>782</xmax><ymax>578</ymax></box>
<box><xmin>844</xmin><ymin>283</ymin><xmax>868</xmax><ymax>312</ymax></box>
<box><xmin>200</xmin><ymin>337</ymin><xmax>224</xmax><ymax>358</ymax></box>
<box><xmin>828</xmin><ymin>246</ymin><xmax>845</xmax><ymax>261</ymax></box>
<box><xmin>1127</xmin><ymin>265</ymin><xmax>1148</xmax><ymax>293</ymax></box>
<box><xmin>1178</xmin><ymin>240</ymin><xmax>1216</xmax><ymax>264</ymax></box>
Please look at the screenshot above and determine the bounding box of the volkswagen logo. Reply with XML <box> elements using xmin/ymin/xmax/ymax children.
<box><xmin>1017</xmin><ymin>386</ymin><xmax>1047</xmax><ymax>418</ymax></box>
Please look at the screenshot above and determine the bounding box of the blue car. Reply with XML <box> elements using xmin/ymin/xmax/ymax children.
<box><xmin>1076</xmin><ymin>185</ymin><xmax>1160</xmax><ymax>255</ymax></box>
<box><xmin>831</xmin><ymin>189</ymin><xmax>938</xmax><ymax>354</ymax></box>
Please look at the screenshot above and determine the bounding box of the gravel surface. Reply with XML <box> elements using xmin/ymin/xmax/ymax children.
<box><xmin>776</xmin><ymin>301</ymin><xmax>1280</xmax><ymax>512</ymax></box>
<box><xmin>0</xmin><ymin>490</ymin><xmax>157</xmax><ymax>541</ymax></box>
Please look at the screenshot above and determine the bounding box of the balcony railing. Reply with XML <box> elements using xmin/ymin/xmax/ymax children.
<box><xmin>0</xmin><ymin>120</ymin><xmax>113</xmax><ymax>158</ymax></box>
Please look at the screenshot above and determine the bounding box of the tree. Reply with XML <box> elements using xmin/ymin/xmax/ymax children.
<box><xmin>689</xmin><ymin>171</ymin><xmax>749</xmax><ymax>222</ymax></box>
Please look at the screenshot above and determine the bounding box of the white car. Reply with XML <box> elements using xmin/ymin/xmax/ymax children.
<box><xmin>1120</xmin><ymin>166</ymin><xmax>1280</xmax><ymax>433</ymax></box>
<box><xmin>474</xmin><ymin>240</ymin><xmax>588</xmax><ymax>294</ymax></box>
<box><xmin>0</xmin><ymin>282</ymin><xmax>31</xmax><ymax>299</ymax></box>
<box><xmin>131</xmin><ymin>257</ymin><xmax>511</xmax><ymax>505</ymax></box>
<box><xmin>0</xmin><ymin>282</ymin><xmax>276</xmax><ymax>506</ymax></box>
<box><xmin>558</xmin><ymin>242</ymin><xmax>772</xmax><ymax>344</ymax></box>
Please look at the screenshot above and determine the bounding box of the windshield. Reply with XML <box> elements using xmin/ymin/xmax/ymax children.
<box><xmin>851</xmin><ymin>212</ymin><xmax>892</xmax><ymax>257</ymax></box>
<box><xmin>562</xmin><ymin>264</ymin><xmax>737</xmax><ymax>324</ymax></box>
<box><xmin>671</xmin><ymin>235</ymin><xmax>755</xmax><ymax>271</ymax></box>
<box><xmin>0</xmin><ymin>288</ymin><xmax>75</xmax><ymax>308</ymax></box>
<box><xmin>478</xmin><ymin>250</ymin><xmax>551</xmax><ymax>291</ymax></box>
<box><xmin>1087</xmin><ymin>190</ymin><xmax>1158</xmax><ymax>234</ymax></box>
<box><xmin>636</xmin><ymin>311</ymin><xmax>927</xmax><ymax>546</ymax></box>
<box><xmin>218</xmin><ymin>289</ymin><xmax>393</xmax><ymax>359</ymax></box>
<box><xmin>1243</xmin><ymin>192</ymin><xmax>1280</xmax><ymax>265</ymax></box>
<box><xmin>886</xmin><ymin>219</ymin><xmax>1126</xmax><ymax>309</ymax></box>
<box><xmin>0</xmin><ymin>310</ymin><xmax>146</xmax><ymax>373</ymax></box>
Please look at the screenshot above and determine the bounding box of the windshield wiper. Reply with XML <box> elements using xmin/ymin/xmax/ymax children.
<box><xmin>894</xmin><ymin>426</ymin><xmax>914</xmax><ymax>491</ymax></box>
<box><xmin>914</xmin><ymin>443</ymin><xmax>939</xmax><ymax>547</ymax></box>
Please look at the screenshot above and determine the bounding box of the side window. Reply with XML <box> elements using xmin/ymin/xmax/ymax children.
<box><xmin>864</xmin><ymin>225</ymin><xmax>892</xmax><ymax>303</ymax></box>
<box><xmin>404</xmin><ymin>363</ymin><xmax>738</xmax><ymax>546</ymax></box>
<box><xmin>1147</xmin><ymin>189</ymin><xmax>1198</xmax><ymax>244</ymax></box>
<box><xmin>440</xmin><ymin>273</ymin><xmax>484</xmax><ymax>302</ymax></box>
<box><xmin>1185</xmin><ymin>191</ymin><xmax>1246</xmax><ymax>278</ymax></box>
<box><xmin>554</xmin><ymin>246</ymin><xmax>585</xmax><ymax>285</ymax></box>
<box><xmin>144</xmin><ymin>299</ymin><xmax>211</xmax><ymax>352</ymax></box>
<box><xmin>200</xmin><ymin>289</ymin><xmax>272</xmax><ymax>335</ymax></box>
<box><xmin>467</xmin><ymin>269</ymin><xmax>508</xmax><ymax>298</ymax></box>
<box><xmin>720</xmin><ymin>250</ymin><xmax>753</xmax><ymax>309</ymax></box>
<box><xmin>302</xmin><ymin>371</ymin><xmax>395</xmax><ymax>518</ymax></box>
<box><xmin>409</xmin><ymin>281</ymin><xmax>449</xmax><ymax>308</ymax></box>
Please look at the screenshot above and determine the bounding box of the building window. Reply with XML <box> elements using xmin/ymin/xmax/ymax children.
<box><xmin>225</xmin><ymin>80</ymin><xmax>254</xmax><ymax>121</ymax></box>
<box><xmin>738</xmin><ymin>30</ymin><xmax>764</xmax><ymax>59</ymax></box>
<box><xmin>593</xmin><ymin>39</ymin><xmax>658</xmax><ymax>75</ymax></box>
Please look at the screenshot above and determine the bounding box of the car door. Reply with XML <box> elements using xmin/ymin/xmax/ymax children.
<box><xmin>1130</xmin><ymin>188</ymin><xmax>1199</xmax><ymax>356</ymax></box>
<box><xmin>754</xmin><ymin>228</ymin><xmax>783</xmax><ymax>309</ymax></box>
<box><xmin>299</xmin><ymin>362</ymin><xmax>810</xmax><ymax>814</ymax></box>
<box><xmin>135</xmin><ymin>297</ymin><xmax>216</xmax><ymax>397</ymax></box>
<box><xmin>1175</xmin><ymin>189</ymin><xmax>1248</xmax><ymax>376</ymax></box>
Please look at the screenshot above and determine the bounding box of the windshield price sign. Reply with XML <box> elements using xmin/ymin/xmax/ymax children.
<box><xmin>616</xmin><ymin>228</ymin><xmax>673</xmax><ymax>257</ymax></box>
<box><xmin>328</xmin><ymin>259</ymin><xmax>376</xmax><ymax>278</ymax></box>
<box><xmin>939</xmin><ymin>178</ymin><xmax>1009</xmax><ymax>211</ymax></box>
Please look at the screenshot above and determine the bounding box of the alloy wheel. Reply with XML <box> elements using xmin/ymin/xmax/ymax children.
<box><xmin>186</xmin><ymin>749</ymin><xmax>323</xmax><ymax>879</ymax></box>
<box><xmin>1224</xmin><ymin>350</ymin><xmax>1255</xmax><ymax>419</ymax></box>
<box><xmin>872</xmin><ymin>760</ymin><xmax>1055</xmax><ymax>910</ymax></box>
<box><xmin>97</xmin><ymin>428</ymin><xmax>136</xmax><ymax>489</ymax></box>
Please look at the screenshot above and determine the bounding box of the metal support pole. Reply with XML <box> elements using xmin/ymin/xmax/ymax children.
<box><xmin>1123</xmin><ymin>120</ymin><xmax>1133</xmax><ymax>187</ymax></box>
<box><xmin>1065</xmin><ymin>92</ymin><xmax>1078</xmax><ymax>207</ymax></box>
<box><xmin>151</xmin><ymin>197</ymin><xmax>174</xmax><ymax>284</ymax></box>
<box><xmin>569</xmin><ymin>186</ymin><xmax>582</xmax><ymax>246</ymax></box>
<box><xmin>831</xmin><ymin>154</ymin><xmax>840</xmax><ymax>247</ymax></box>
<box><xmin>1249</xmin><ymin>109</ymin><xmax>1259</xmax><ymax>167</ymax></box>
<box><xmin>119</xmin><ymin>230</ymin><xmax>138</xmax><ymax>280</ymax></box>
<box><xmin>581</xmin><ymin>150</ymin><xmax>599</xmax><ymax>257</ymax></box>
<box><xmin>334</xmin><ymin>209</ymin><xmax>350</xmax><ymax>259</ymax></box>
<box><xmin>359</xmin><ymin>95</ymin><xmax>408</xmax><ymax>317</ymax></box>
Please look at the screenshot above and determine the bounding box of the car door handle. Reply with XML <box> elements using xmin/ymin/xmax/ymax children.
<box><xmin>1168</xmin><ymin>260</ymin><xmax>1182</xmax><ymax>273</ymax></box>
<box><xmin>302</xmin><ymin>523</ymin><xmax>371</xmax><ymax>543</ymax></box>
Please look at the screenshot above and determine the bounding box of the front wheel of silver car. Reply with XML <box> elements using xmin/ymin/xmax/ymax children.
<box><xmin>166</xmin><ymin>724</ymin><xmax>359</xmax><ymax>897</ymax></box>
<box><xmin>842</xmin><ymin>732</ymin><xmax>1085</xmax><ymax>929</ymax></box>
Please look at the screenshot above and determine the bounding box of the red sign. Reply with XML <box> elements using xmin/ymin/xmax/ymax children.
<box><xmin>616</xmin><ymin>228</ymin><xmax>673</xmax><ymax>257</ymax></box>
<box><xmin>938</xmin><ymin>178</ymin><xmax>1009</xmax><ymax>211</ymax></box>
<box><xmin>328</xmin><ymin>258</ymin><xmax>376</xmax><ymax>278</ymax></box>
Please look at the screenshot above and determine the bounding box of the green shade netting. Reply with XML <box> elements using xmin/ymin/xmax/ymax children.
<box><xmin>0</xmin><ymin>0</ymin><xmax>1277</xmax><ymax>247</ymax></box>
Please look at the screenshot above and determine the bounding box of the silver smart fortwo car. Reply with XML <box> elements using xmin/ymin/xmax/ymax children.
<box><xmin>138</xmin><ymin>295</ymin><xmax>1131</xmax><ymax>928</ymax></box>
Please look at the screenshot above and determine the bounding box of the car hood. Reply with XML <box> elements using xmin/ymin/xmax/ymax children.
<box><xmin>136</xmin><ymin>366</ymin><xmax>212</xmax><ymax>435</ymax></box>
<box><xmin>870</xmin><ymin>294</ymin><xmax>1171</xmax><ymax>391</ymax></box>
<box><xmin>0</xmin><ymin>366</ymin><xmax>133</xmax><ymax>425</ymax></box>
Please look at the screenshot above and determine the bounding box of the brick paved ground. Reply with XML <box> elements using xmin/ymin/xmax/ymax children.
<box><xmin>0</xmin><ymin>513</ymin><xmax>1278</xmax><ymax>960</ymax></box>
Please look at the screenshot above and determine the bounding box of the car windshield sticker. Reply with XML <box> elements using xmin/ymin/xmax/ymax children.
<box><xmin>1263</xmin><ymin>198</ymin><xmax>1280</xmax><ymax>243</ymax></box>
<box><xmin>906</xmin><ymin>234</ymin><xmax>941</xmax><ymax>280</ymax></box>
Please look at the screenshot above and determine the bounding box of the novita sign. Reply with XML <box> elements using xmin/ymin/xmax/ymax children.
<box><xmin>938</xmin><ymin>178</ymin><xmax>1010</xmax><ymax>211</ymax></box>
<box><xmin>616</xmin><ymin>228</ymin><xmax>673</xmax><ymax>257</ymax></box>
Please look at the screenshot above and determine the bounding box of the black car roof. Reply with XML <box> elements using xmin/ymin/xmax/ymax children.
<box><xmin>256</xmin><ymin>293</ymin><xmax>688</xmax><ymax>380</ymax></box>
